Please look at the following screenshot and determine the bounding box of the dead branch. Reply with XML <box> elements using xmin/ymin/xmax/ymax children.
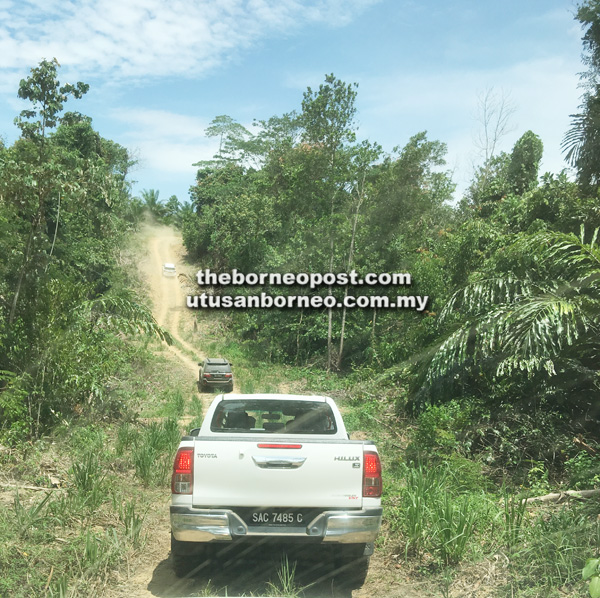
<box><xmin>524</xmin><ymin>488</ymin><xmax>600</xmax><ymax>504</ymax></box>
<box><xmin>0</xmin><ymin>483</ymin><xmax>57</xmax><ymax>491</ymax></box>
<box><xmin>574</xmin><ymin>435</ymin><xmax>598</xmax><ymax>456</ymax></box>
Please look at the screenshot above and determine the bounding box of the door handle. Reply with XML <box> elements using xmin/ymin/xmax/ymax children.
<box><xmin>252</xmin><ymin>456</ymin><xmax>306</xmax><ymax>469</ymax></box>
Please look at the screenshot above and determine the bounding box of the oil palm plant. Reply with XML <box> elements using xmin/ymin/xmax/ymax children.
<box><xmin>420</xmin><ymin>226</ymin><xmax>600</xmax><ymax>412</ymax></box>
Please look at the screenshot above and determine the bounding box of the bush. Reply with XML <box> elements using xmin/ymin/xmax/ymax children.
<box><xmin>564</xmin><ymin>451</ymin><xmax>600</xmax><ymax>489</ymax></box>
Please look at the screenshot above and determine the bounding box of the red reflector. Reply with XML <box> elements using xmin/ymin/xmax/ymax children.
<box><xmin>257</xmin><ymin>443</ymin><xmax>302</xmax><ymax>449</ymax></box>
<box><xmin>174</xmin><ymin>448</ymin><xmax>193</xmax><ymax>473</ymax></box>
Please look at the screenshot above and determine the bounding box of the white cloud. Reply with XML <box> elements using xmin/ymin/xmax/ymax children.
<box><xmin>355</xmin><ymin>55</ymin><xmax>582</xmax><ymax>197</ymax></box>
<box><xmin>1</xmin><ymin>0</ymin><xmax>379</xmax><ymax>80</ymax></box>
<box><xmin>112</xmin><ymin>108</ymin><xmax>218</xmax><ymax>174</ymax></box>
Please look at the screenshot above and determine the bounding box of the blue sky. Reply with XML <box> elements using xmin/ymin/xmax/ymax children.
<box><xmin>0</xmin><ymin>0</ymin><xmax>585</xmax><ymax>204</ymax></box>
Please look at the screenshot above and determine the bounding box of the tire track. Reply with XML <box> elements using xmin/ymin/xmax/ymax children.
<box><xmin>142</xmin><ymin>223</ymin><xmax>212</xmax><ymax>412</ymax></box>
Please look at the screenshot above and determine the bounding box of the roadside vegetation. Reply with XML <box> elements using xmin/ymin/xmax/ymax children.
<box><xmin>1</xmin><ymin>3</ymin><xmax>600</xmax><ymax>597</ymax></box>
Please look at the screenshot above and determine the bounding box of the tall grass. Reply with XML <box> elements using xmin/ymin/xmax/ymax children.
<box><xmin>390</xmin><ymin>463</ymin><xmax>484</xmax><ymax>564</ymax></box>
<box><xmin>400</xmin><ymin>464</ymin><xmax>448</xmax><ymax>556</ymax></box>
<box><xmin>13</xmin><ymin>491</ymin><xmax>54</xmax><ymax>540</ymax></box>
<box><xmin>431</xmin><ymin>493</ymin><xmax>476</xmax><ymax>565</ymax></box>
<box><xmin>502</xmin><ymin>490</ymin><xmax>528</xmax><ymax>554</ymax></box>
<box><xmin>133</xmin><ymin>418</ymin><xmax>181</xmax><ymax>485</ymax></box>
<box><xmin>265</xmin><ymin>556</ymin><xmax>301</xmax><ymax>598</ymax></box>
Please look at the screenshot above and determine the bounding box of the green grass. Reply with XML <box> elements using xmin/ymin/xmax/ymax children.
<box><xmin>1</xmin><ymin>290</ymin><xmax>598</xmax><ymax>598</ymax></box>
<box><xmin>264</xmin><ymin>556</ymin><xmax>301</xmax><ymax>597</ymax></box>
<box><xmin>0</xmin><ymin>400</ymin><xmax>164</xmax><ymax>597</ymax></box>
<box><xmin>341</xmin><ymin>387</ymin><xmax>600</xmax><ymax>597</ymax></box>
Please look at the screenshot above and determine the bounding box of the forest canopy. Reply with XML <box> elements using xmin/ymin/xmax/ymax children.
<box><xmin>181</xmin><ymin>66</ymin><xmax>600</xmax><ymax>435</ymax></box>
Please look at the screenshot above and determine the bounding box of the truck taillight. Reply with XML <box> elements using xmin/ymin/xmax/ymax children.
<box><xmin>172</xmin><ymin>448</ymin><xmax>193</xmax><ymax>494</ymax></box>
<box><xmin>363</xmin><ymin>451</ymin><xmax>382</xmax><ymax>497</ymax></box>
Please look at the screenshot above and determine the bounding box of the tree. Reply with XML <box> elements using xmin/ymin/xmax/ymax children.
<box><xmin>8</xmin><ymin>59</ymin><xmax>89</xmax><ymax>328</ymax></box>
<box><xmin>14</xmin><ymin>58</ymin><xmax>89</xmax><ymax>144</ymax></box>
<box><xmin>300</xmin><ymin>74</ymin><xmax>358</xmax><ymax>156</ymax></box>
<box><xmin>140</xmin><ymin>189</ymin><xmax>166</xmax><ymax>218</ymax></box>
<box><xmin>465</xmin><ymin>130</ymin><xmax>543</xmax><ymax>212</ymax></box>
<box><xmin>336</xmin><ymin>140</ymin><xmax>383</xmax><ymax>369</ymax></box>
<box><xmin>200</xmin><ymin>115</ymin><xmax>251</xmax><ymax>164</ymax></box>
<box><xmin>299</xmin><ymin>74</ymin><xmax>359</xmax><ymax>371</ymax></box>
<box><xmin>368</xmin><ymin>132</ymin><xmax>453</xmax><ymax>254</ymax></box>
<box><xmin>473</xmin><ymin>87</ymin><xmax>516</xmax><ymax>163</ymax></box>
<box><xmin>506</xmin><ymin>130</ymin><xmax>543</xmax><ymax>195</ymax></box>
<box><xmin>563</xmin><ymin>1</ymin><xmax>600</xmax><ymax>190</ymax></box>
<box><xmin>0</xmin><ymin>61</ymin><xmax>165</xmax><ymax>440</ymax></box>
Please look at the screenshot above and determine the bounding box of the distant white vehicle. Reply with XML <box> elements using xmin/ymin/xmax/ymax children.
<box><xmin>162</xmin><ymin>263</ymin><xmax>176</xmax><ymax>277</ymax></box>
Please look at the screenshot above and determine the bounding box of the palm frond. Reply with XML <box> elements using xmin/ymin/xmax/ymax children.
<box><xmin>439</xmin><ymin>277</ymin><xmax>540</xmax><ymax>322</ymax></box>
<box><xmin>497</xmin><ymin>295</ymin><xmax>587</xmax><ymax>375</ymax></box>
<box><xmin>512</xmin><ymin>228</ymin><xmax>600</xmax><ymax>274</ymax></box>
<box><xmin>80</xmin><ymin>292</ymin><xmax>172</xmax><ymax>344</ymax></box>
<box><xmin>561</xmin><ymin>112</ymin><xmax>587</xmax><ymax>166</ymax></box>
<box><xmin>427</xmin><ymin>293</ymin><xmax>590</xmax><ymax>386</ymax></box>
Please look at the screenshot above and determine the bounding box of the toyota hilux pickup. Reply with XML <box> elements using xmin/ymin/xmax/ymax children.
<box><xmin>170</xmin><ymin>393</ymin><xmax>382</xmax><ymax>587</ymax></box>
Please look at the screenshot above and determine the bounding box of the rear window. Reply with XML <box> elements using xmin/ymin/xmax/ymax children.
<box><xmin>211</xmin><ymin>399</ymin><xmax>337</xmax><ymax>434</ymax></box>
<box><xmin>205</xmin><ymin>363</ymin><xmax>231</xmax><ymax>373</ymax></box>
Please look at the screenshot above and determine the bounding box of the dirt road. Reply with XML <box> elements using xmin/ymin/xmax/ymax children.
<box><xmin>108</xmin><ymin>223</ymin><xmax>428</xmax><ymax>598</ymax></box>
<box><xmin>139</xmin><ymin>224</ymin><xmax>205</xmax><ymax>384</ymax></box>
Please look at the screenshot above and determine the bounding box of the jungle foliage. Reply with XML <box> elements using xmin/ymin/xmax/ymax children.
<box><xmin>0</xmin><ymin>59</ymin><xmax>165</xmax><ymax>442</ymax></box>
<box><xmin>182</xmin><ymin>80</ymin><xmax>600</xmax><ymax>435</ymax></box>
<box><xmin>180</xmin><ymin>6</ymin><xmax>600</xmax><ymax>498</ymax></box>
<box><xmin>1</xmin><ymin>6</ymin><xmax>600</xmax><ymax>594</ymax></box>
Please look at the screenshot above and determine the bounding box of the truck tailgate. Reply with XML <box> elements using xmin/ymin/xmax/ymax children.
<box><xmin>192</xmin><ymin>439</ymin><xmax>364</xmax><ymax>509</ymax></box>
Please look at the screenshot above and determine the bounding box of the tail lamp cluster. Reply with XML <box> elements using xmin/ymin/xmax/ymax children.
<box><xmin>172</xmin><ymin>446</ymin><xmax>382</xmax><ymax>498</ymax></box>
<box><xmin>172</xmin><ymin>447</ymin><xmax>193</xmax><ymax>494</ymax></box>
<box><xmin>363</xmin><ymin>451</ymin><xmax>382</xmax><ymax>497</ymax></box>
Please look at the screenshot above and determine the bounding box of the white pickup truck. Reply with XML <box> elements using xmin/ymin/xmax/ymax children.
<box><xmin>170</xmin><ymin>393</ymin><xmax>382</xmax><ymax>587</ymax></box>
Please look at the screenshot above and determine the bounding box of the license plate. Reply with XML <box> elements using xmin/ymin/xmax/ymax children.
<box><xmin>237</xmin><ymin>508</ymin><xmax>317</xmax><ymax>527</ymax></box>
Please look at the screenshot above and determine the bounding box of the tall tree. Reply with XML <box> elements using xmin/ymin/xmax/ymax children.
<box><xmin>299</xmin><ymin>74</ymin><xmax>358</xmax><ymax>370</ymax></box>
<box><xmin>0</xmin><ymin>61</ymin><xmax>166</xmax><ymax>439</ymax></box>
<box><xmin>200</xmin><ymin>115</ymin><xmax>251</xmax><ymax>164</ymax></box>
<box><xmin>8</xmin><ymin>59</ymin><xmax>88</xmax><ymax>328</ymax></box>
<box><xmin>506</xmin><ymin>130</ymin><xmax>543</xmax><ymax>195</ymax></box>
<box><xmin>336</xmin><ymin>140</ymin><xmax>382</xmax><ymax>369</ymax></box>
<box><xmin>563</xmin><ymin>1</ymin><xmax>600</xmax><ymax>190</ymax></box>
<box><xmin>473</xmin><ymin>87</ymin><xmax>516</xmax><ymax>163</ymax></box>
<box><xmin>140</xmin><ymin>188</ymin><xmax>166</xmax><ymax>218</ymax></box>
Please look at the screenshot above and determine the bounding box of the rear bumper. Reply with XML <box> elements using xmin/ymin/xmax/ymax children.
<box><xmin>170</xmin><ymin>506</ymin><xmax>382</xmax><ymax>545</ymax></box>
<box><xmin>200</xmin><ymin>379</ymin><xmax>233</xmax><ymax>388</ymax></box>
